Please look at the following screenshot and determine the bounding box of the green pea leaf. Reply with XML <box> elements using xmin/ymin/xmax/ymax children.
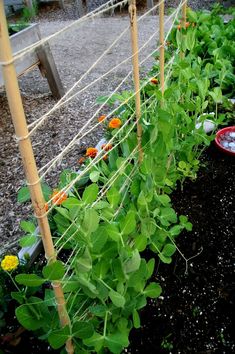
<box><xmin>89</xmin><ymin>171</ymin><xmax>100</xmax><ymax>183</ymax></box>
<box><xmin>109</xmin><ymin>290</ymin><xmax>125</xmax><ymax>308</ymax></box>
<box><xmin>82</xmin><ymin>183</ymin><xmax>99</xmax><ymax>204</ymax></box>
<box><xmin>156</xmin><ymin>194</ymin><xmax>171</xmax><ymax>206</ymax></box>
<box><xmin>107</xmin><ymin>187</ymin><xmax>120</xmax><ymax>207</ymax></box>
<box><xmin>134</xmin><ymin>234</ymin><xmax>147</xmax><ymax>252</ymax></box>
<box><xmin>105</xmin><ymin>332</ymin><xmax>129</xmax><ymax>353</ymax></box>
<box><xmin>91</xmin><ymin>226</ymin><xmax>108</xmax><ymax>253</ymax></box>
<box><xmin>158</xmin><ymin>253</ymin><xmax>172</xmax><ymax>264</ymax></box>
<box><xmin>132</xmin><ymin>309</ymin><xmax>141</xmax><ymax>329</ymax></box>
<box><xmin>146</xmin><ymin>258</ymin><xmax>155</xmax><ymax>278</ymax></box>
<box><xmin>162</xmin><ymin>244</ymin><xmax>176</xmax><ymax>257</ymax></box>
<box><xmin>144</xmin><ymin>282</ymin><xmax>162</xmax><ymax>298</ymax></box>
<box><xmin>17</xmin><ymin>186</ymin><xmax>30</xmax><ymax>203</ymax></box>
<box><xmin>42</xmin><ymin>261</ymin><xmax>65</xmax><ymax>281</ymax></box>
<box><xmin>83</xmin><ymin>332</ymin><xmax>104</xmax><ymax>351</ymax></box>
<box><xmin>120</xmin><ymin>211</ymin><xmax>136</xmax><ymax>235</ymax></box>
<box><xmin>15</xmin><ymin>297</ymin><xmax>49</xmax><ymax>330</ymax></box>
<box><xmin>82</xmin><ymin>209</ymin><xmax>100</xmax><ymax>234</ymax></box>
<box><xmin>11</xmin><ymin>291</ymin><xmax>25</xmax><ymax>305</ymax></box>
<box><xmin>124</xmin><ymin>249</ymin><xmax>141</xmax><ymax>274</ymax></box>
<box><xmin>160</xmin><ymin>207</ymin><xmax>177</xmax><ymax>223</ymax></box>
<box><xmin>105</xmin><ymin>224</ymin><xmax>121</xmax><ymax>243</ymax></box>
<box><xmin>15</xmin><ymin>274</ymin><xmax>45</xmax><ymax>287</ymax></box>
<box><xmin>19</xmin><ymin>235</ymin><xmax>37</xmax><ymax>248</ymax></box>
<box><xmin>89</xmin><ymin>305</ymin><xmax>107</xmax><ymax>318</ymax></box>
<box><xmin>42</xmin><ymin>183</ymin><xmax>52</xmax><ymax>201</ymax></box>
<box><xmin>76</xmin><ymin>248</ymin><xmax>92</xmax><ymax>273</ymax></box>
<box><xmin>62</xmin><ymin>197</ymin><xmax>81</xmax><ymax>209</ymax></box>
<box><xmin>48</xmin><ymin>325</ymin><xmax>70</xmax><ymax>349</ymax></box>
<box><xmin>72</xmin><ymin>321</ymin><xmax>94</xmax><ymax>339</ymax></box>
<box><xmin>20</xmin><ymin>221</ymin><xmax>36</xmax><ymax>233</ymax></box>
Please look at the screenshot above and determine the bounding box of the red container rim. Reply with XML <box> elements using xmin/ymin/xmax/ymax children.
<box><xmin>215</xmin><ymin>126</ymin><xmax>235</xmax><ymax>156</ymax></box>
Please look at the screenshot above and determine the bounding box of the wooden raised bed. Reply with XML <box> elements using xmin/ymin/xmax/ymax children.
<box><xmin>0</xmin><ymin>23</ymin><xmax>64</xmax><ymax>98</ymax></box>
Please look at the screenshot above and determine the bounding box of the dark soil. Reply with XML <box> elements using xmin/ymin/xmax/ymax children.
<box><xmin>127</xmin><ymin>143</ymin><xmax>235</xmax><ymax>353</ymax></box>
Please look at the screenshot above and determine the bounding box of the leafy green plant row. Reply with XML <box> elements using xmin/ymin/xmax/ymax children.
<box><xmin>1</xmin><ymin>8</ymin><xmax>234</xmax><ymax>354</ymax></box>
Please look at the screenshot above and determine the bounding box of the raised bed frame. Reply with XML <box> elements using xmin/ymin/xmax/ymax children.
<box><xmin>0</xmin><ymin>23</ymin><xmax>64</xmax><ymax>98</ymax></box>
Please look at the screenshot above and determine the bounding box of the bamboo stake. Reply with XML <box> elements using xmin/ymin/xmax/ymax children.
<box><xmin>182</xmin><ymin>0</ymin><xmax>187</xmax><ymax>28</ymax></box>
<box><xmin>159</xmin><ymin>0</ymin><xmax>165</xmax><ymax>96</ymax></box>
<box><xmin>0</xmin><ymin>3</ymin><xmax>73</xmax><ymax>353</ymax></box>
<box><xmin>129</xmin><ymin>0</ymin><xmax>143</xmax><ymax>164</ymax></box>
<box><xmin>180</xmin><ymin>0</ymin><xmax>187</xmax><ymax>58</ymax></box>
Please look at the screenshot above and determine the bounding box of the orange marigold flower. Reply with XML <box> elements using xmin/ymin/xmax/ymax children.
<box><xmin>150</xmin><ymin>78</ymin><xmax>158</xmax><ymax>85</ymax></box>
<box><xmin>86</xmin><ymin>147</ymin><xmax>98</xmax><ymax>158</ymax></box>
<box><xmin>177</xmin><ymin>24</ymin><xmax>181</xmax><ymax>30</ymax></box>
<box><xmin>98</xmin><ymin>115</ymin><xmax>106</xmax><ymax>123</ymax></box>
<box><xmin>185</xmin><ymin>21</ymin><xmax>190</xmax><ymax>28</ymax></box>
<box><xmin>109</xmin><ymin>118</ymin><xmax>122</xmax><ymax>129</ymax></box>
<box><xmin>45</xmin><ymin>203</ymin><xmax>49</xmax><ymax>212</ymax></box>
<box><xmin>103</xmin><ymin>154</ymin><xmax>108</xmax><ymax>161</ymax></box>
<box><xmin>101</xmin><ymin>143</ymin><xmax>112</xmax><ymax>151</ymax></box>
<box><xmin>51</xmin><ymin>190</ymin><xmax>67</xmax><ymax>206</ymax></box>
<box><xmin>78</xmin><ymin>157</ymin><xmax>85</xmax><ymax>164</ymax></box>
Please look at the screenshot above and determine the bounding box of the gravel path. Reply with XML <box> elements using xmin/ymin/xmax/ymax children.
<box><xmin>0</xmin><ymin>14</ymin><xmax>173</xmax><ymax>250</ymax></box>
<box><xmin>34</xmin><ymin>0</ymin><xmax>225</xmax><ymax>22</ymax></box>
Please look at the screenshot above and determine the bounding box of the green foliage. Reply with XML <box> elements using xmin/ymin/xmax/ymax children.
<box><xmin>8</xmin><ymin>7</ymin><xmax>235</xmax><ymax>354</ymax></box>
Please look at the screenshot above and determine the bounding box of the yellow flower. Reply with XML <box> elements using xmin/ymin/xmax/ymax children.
<box><xmin>1</xmin><ymin>255</ymin><xmax>19</xmax><ymax>272</ymax></box>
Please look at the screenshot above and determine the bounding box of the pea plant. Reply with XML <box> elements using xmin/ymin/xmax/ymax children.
<box><xmin>1</xmin><ymin>7</ymin><xmax>233</xmax><ymax>354</ymax></box>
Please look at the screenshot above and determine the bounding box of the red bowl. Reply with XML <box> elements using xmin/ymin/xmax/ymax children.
<box><xmin>215</xmin><ymin>126</ymin><xmax>235</xmax><ymax>156</ymax></box>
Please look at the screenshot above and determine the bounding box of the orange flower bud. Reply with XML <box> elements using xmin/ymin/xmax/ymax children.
<box><xmin>51</xmin><ymin>190</ymin><xmax>67</xmax><ymax>206</ymax></box>
<box><xmin>86</xmin><ymin>147</ymin><xmax>98</xmax><ymax>158</ymax></box>
<box><xmin>101</xmin><ymin>143</ymin><xmax>112</xmax><ymax>151</ymax></box>
<box><xmin>78</xmin><ymin>157</ymin><xmax>85</xmax><ymax>164</ymax></box>
<box><xmin>185</xmin><ymin>22</ymin><xmax>190</xmax><ymax>28</ymax></box>
<box><xmin>98</xmin><ymin>115</ymin><xmax>106</xmax><ymax>123</ymax></box>
<box><xmin>177</xmin><ymin>24</ymin><xmax>181</xmax><ymax>30</ymax></box>
<box><xmin>150</xmin><ymin>78</ymin><xmax>158</xmax><ymax>85</ymax></box>
<box><xmin>103</xmin><ymin>154</ymin><xmax>108</xmax><ymax>161</ymax></box>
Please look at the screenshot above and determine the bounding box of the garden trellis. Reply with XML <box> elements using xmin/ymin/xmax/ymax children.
<box><xmin>0</xmin><ymin>0</ymin><xmax>196</xmax><ymax>353</ymax></box>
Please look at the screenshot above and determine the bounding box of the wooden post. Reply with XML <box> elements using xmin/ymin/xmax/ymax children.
<box><xmin>182</xmin><ymin>0</ymin><xmax>187</xmax><ymax>28</ymax></box>
<box><xmin>37</xmin><ymin>43</ymin><xmax>65</xmax><ymax>99</ymax></box>
<box><xmin>76</xmin><ymin>0</ymin><xmax>87</xmax><ymax>17</ymax></box>
<box><xmin>159</xmin><ymin>0</ymin><xmax>165</xmax><ymax>96</ymax></box>
<box><xmin>147</xmin><ymin>0</ymin><xmax>154</xmax><ymax>14</ymax></box>
<box><xmin>0</xmin><ymin>3</ymin><xmax>73</xmax><ymax>353</ymax></box>
<box><xmin>129</xmin><ymin>0</ymin><xmax>143</xmax><ymax>164</ymax></box>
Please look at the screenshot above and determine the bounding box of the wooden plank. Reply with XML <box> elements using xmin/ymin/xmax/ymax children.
<box><xmin>0</xmin><ymin>24</ymin><xmax>40</xmax><ymax>86</ymax></box>
<box><xmin>4</xmin><ymin>0</ymin><xmax>24</xmax><ymax>5</ymax></box>
<box><xmin>146</xmin><ymin>0</ymin><xmax>155</xmax><ymax>14</ymax></box>
<box><xmin>37</xmin><ymin>43</ymin><xmax>65</xmax><ymax>99</ymax></box>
